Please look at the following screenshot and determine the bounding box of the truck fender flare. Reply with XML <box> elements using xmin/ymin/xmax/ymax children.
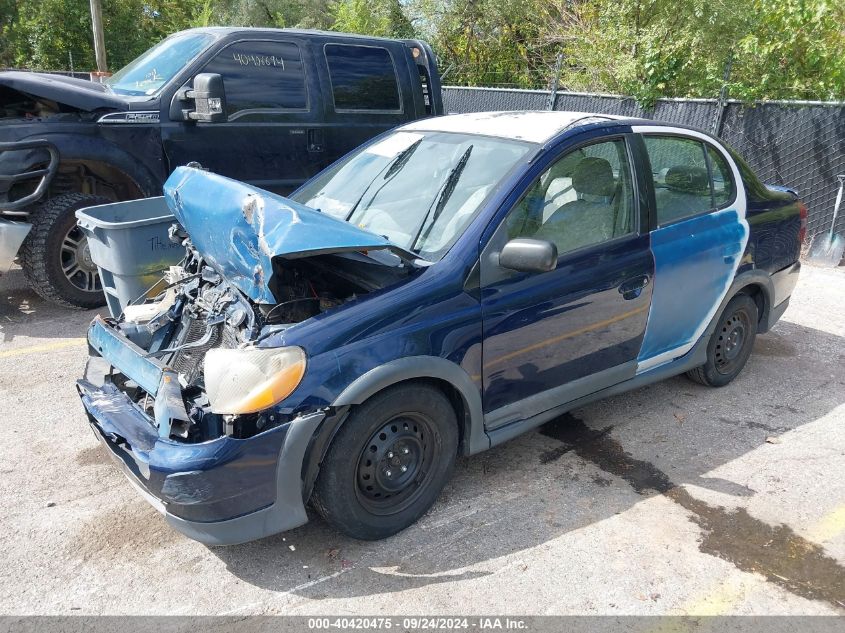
<box><xmin>26</xmin><ymin>133</ymin><xmax>163</xmax><ymax>198</ymax></box>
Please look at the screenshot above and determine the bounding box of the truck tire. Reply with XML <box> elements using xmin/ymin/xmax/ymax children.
<box><xmin>311</xmin><ymin>383</ymin><xmax>459</xmax><ymax>540</ymax></box>
<box><xmin>686</xmin><ymin>293</ymin><xmax>758</xmax><ymax>387</ymax></box>
<box><xmin>20</xmin><ymin>193</ymin><xmax>111</xmax><ymax>309</ymax></box>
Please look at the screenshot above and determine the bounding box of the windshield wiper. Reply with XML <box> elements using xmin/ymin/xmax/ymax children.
<box><xmin>410</xmin><ymin>145</ymin><xmax>473</xmax><ymax>250</ymax></box>
<box><xmin>344</xmin><ymin>139</ymin><xmax>423</xmax><ymax>222</ymax></box>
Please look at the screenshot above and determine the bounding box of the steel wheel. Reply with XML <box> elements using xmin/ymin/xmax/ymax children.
<box><xmin>686</xmin><ymin>293</ymin><xmax>758</xmax><ymax>388</ymax></box>
<box><xmin>714</xmin><ymin>310</ymin><xmax>750</xmax><ymax>375</ymax></box>
<box><xmin>312</xmin><ymin>383</ymin><xmax>459</xmax><ymax>540</ymax></box>
<box><xmin>355</xmin><ymin>413</ymin><xmax>435</xmax><ymax>516</ymax></box>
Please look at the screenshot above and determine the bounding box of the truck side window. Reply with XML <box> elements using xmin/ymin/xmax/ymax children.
<box><xmin>325</xmin><ymin>44</ymin><xmax>401</xmax><ymax>112</ymax></box>
<box><xmin>202</xmin><ymin>40</ymin><xmax>307</xmax><ymax>116</ymax></box>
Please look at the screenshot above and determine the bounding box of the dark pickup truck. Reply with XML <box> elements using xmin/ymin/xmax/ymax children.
<box><xmin>0</xmin><ymin>28</ymin><xmax>442</xmax><ymax>307</ymax></box>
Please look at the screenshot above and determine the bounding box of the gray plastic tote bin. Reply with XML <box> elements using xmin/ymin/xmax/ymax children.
<box><xmin>75</xmin><ymin>197</ymin><xmax>183</xmax><ymax>317</ymax></box>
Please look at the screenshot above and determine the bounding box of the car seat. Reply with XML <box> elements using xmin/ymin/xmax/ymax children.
<box><xmin>534</xmin><ymin>157</ymin><xmax>617</xmax><ymax>252</ymax></box>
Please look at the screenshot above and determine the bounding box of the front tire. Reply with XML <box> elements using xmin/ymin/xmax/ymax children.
<box><xmin>686</xmin><ymin>293</ymin><xmax>758</xmax><ymax>387</ymax></box>
<box><xmin>312</xmin><ymin>384</ymin><xmax>459</xmax><ymax>540</ymax></box>
<box><xmin>20</xmin><ymin>193</ymin><xmax>111</xmax><ymax>309</ymax></box>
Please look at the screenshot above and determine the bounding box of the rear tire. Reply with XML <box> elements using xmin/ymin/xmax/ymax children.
<box><xmin>686</xmin><ymin>293</ymin><xmax>758</xmax><ymax>387</ymax></box>
<box><xmin>20</xmin><ymin>193</ymin><xmax>111</xmax><ymax>309</ymax></box>
<box><xmin>312</xmin><ymin>383</ymin><xmax>459</xmax><ymax>540</ymax></box>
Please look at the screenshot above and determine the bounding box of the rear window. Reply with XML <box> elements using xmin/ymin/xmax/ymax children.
<box><xmin>325</xmin><ymin>44</ymin><xmax>401</xmax><ymax>112</ymax></box>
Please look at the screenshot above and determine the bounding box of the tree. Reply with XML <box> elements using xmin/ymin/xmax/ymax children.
<box><xmin>539</xmin><ymin>0</ymin><xmax>845</xmax><ymax>103</ymax></box>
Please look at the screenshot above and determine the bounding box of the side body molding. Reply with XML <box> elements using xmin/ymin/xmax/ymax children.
<box><xmin>333</xmin><ymin>356</ymin><xmax>489</xmax><ymax>455</ymax></box>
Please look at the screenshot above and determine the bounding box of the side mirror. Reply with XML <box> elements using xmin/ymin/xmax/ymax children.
<box><xmin>181</xmin><ymin>73</ymin><xmax>227</xmax><ymax>123</ymax></box>
<box><xmin>498</xmin><ymin>238</ymin><xmax>558</xmax><ymax>273</ymax></box>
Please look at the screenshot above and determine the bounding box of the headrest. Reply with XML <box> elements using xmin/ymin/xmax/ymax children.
<box><xmin>665</xmin><ymin>165</ymin><xmax>709</xmax><ymax>193</ymax></box>
<box><xmin>572</xmin><ymin>157</ymin><xmax>615</xmax><ymax>197</ymax></box>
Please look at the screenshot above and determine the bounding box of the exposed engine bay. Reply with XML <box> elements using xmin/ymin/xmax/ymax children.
<box><xmin>107</xmin><ymin>231</ymin><xmax>411</xmax><ymax>443</ymax></box>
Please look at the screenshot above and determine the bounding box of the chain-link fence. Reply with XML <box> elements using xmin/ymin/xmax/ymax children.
<box><xmin>443</xmin><ymin>86</ymin><xmax>845</xmax><ymax>240</ymax></box>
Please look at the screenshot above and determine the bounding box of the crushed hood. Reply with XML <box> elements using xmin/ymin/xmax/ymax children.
<box><xmin>163</xmin><ymin>166</ymin><xmax>418</xmax><ymax>304</ymax></box>
<box><xmin>0</xmin><ymin>71</ymin><xmax>130</xmax><ymax>112</ymax></box>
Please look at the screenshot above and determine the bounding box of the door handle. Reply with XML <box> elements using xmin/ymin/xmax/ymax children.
<box><xmin>307</xmin><ymin>129</ymin><xmax>324</xmax><ymax>152</ymax></box>
<box><xmin>618</xmin><ymin>274</ymin><xmax>650</xmax><ymax>300</ymax></box>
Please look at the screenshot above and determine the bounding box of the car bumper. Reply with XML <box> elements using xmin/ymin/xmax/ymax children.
<box><xmin>761</xmin><ymin>260</ymin><xmax>801</xmax><ymax>332</ymax></box>
<box><xmin>77</xmin><ymin>317</ymin><xmax>326</xmax><ymax>545</ymax></box>
<box><xmin>0</xmin><ymin>219</ymin><xmax>31</xmax><ymax>275</ymax></box>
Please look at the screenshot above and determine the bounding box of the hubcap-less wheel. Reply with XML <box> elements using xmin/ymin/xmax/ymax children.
<box><xmin>60</xmin><ymin>225</ymin><xmax>100</xmax><ymax>293</ymax></box>
<box><xmin>714</xmin><ymin>311</ymin><xmax>750</xmax><ymax>374</ymax></box>
<box><xmin>355</xmin><ymin>414</ymin><xmax>435</xmax><ymax>516</ymax></box>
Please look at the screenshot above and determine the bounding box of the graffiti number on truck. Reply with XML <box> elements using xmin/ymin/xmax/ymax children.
<box><xmin>232</xmin><ymin>53</ymin><xmax>285</xmax><ymax>70</ymax></box>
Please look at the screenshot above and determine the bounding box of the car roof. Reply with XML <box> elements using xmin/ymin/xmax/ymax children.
<box><xmin>401</xmin><ymin>110</ymin><xmax>661</xmax><ymax>144</ymax></box>
<box><xmin>183</xmin><ymin>26</ymin><xmax>420</xmax><ymax>45</ymax></box>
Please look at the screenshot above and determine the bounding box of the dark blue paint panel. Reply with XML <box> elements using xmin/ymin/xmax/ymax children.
<box><xmin>481</xmin><ymin>234</ymin><xmax>654</xmax><ymax>415</ymax></box>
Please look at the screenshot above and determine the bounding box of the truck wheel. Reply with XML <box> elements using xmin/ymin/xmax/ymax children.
<box><xmin>686</xmin><ymin>294</ymin><xmax>758</xmax><ymax>387</ymax></box>
<box><xmin>311</xmin><ymin>384</ymin><xmax>459</xmax><ymax>540</ymax></box>
<box><xmin>20</xmin><ymin>193</ymin><xmax>111</xmax><ymax>309</ymax></box>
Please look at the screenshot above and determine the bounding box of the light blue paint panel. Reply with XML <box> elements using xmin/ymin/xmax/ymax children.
<box><xmin>638</xmin><ymin>208</ymin><xmax>748</xmax><ymax>368</ymax></box>
<box><xmin>163</xmin><ymin>166</ymin><xmax>414</xmax><ymax>304</ymax></box>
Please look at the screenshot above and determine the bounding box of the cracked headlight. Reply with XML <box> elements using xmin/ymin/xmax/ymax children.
<box><xmin>204</xmin><ymin>346</ymin><xmax>306</xmax><ymax>414</ymax></box>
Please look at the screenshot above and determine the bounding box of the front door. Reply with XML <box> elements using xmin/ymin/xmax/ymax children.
<box><xmin>162</xmin><ymin>38</ymin><xmax>323</xmax><ymax>195</ymax></box>
<box><xmin>480</xmin><ymin>136</ymin><xmax>653</xmax><ymax>428</ymax></box>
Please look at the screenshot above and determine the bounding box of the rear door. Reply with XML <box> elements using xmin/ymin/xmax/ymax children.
<box><xmin>633</xmin><ymin>127</ymin><xmax>747</xmax><ymax>372</ymax></box>
<box><xmin>480</xmin><ymin>134</ymin><xmax>654</xmax><ymax>428</ymax></box>
<box><xmin>162</xmin><ymin>35</ymin><xmax>322</xmax><ymax>195</ymax></box>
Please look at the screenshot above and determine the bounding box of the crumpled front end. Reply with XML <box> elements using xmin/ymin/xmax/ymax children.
<box><xmin>77</xmin><ymin>313</ymin><xmax>326</xmax><ymax>544</ymax></box>
<box><xmin>77</xmin><ymin>167</ymin><xmax>418</xmax><ymax>543</ymax></box>
<box><xmin>75</xmin><ymin>249</ymin><xmax>330</xmax><ymax>543</ymax></box>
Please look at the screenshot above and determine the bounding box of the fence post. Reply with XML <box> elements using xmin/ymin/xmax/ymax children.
<box><xmin>546</xmin><ymin>54</ymin><xmax>563</xmax><ymax>111</ymax></box>
<box><xmin>711</xmin><ymin>52</ymin><xmax>733</xmax><ymax>137</ymax></box>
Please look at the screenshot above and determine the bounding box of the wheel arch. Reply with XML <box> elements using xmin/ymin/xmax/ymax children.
<box><xmin>727</xmin><ymin>270</ymin><xmax>775</xmax><ymax>333</ymax></box>
<box><xmin>333</xmin><ymin>357</ymin><xmax>488</xmax><ymax>456</ymax></box>
<box><xmin>301</xmin><ymin>357</ymin><xmax>488</xmax><ymax>502</ymax></box>
<box><xmin>30</xmin><ymin>133</ymin><xmax>163</xmax><ymax>201</ymax></box>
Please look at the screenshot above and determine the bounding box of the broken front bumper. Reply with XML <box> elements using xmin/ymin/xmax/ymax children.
<box><xmin>77</xmin><ymin>316</ymin><xmax>326</xmax><ymax>545</ymax></box>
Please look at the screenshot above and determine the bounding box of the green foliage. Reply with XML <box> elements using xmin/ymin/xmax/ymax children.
<box><xmin>541</xmin><ymin>0</ymin><xmax>845</xmax><ymax>103</ymax></box>
<box><xmin>1</xmin><ymin>0</ymin><xmax>842</xmax><ymax>103</ymax></box>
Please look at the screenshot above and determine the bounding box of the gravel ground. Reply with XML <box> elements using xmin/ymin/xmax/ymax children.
<box><xmin>0</xmin><ymin>262</ymin><xmax>843</xmax><ymax>616</ymax></box>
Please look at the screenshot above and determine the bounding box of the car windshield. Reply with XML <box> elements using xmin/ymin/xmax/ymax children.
<box><xmin>106</xmin><ymin>33</ymin><xmax>214</xmax><ymax>96</ymax></box>
<box><xmin>291</xmin><ymin>131</ymin><xmax>533</xmax><ymax>260</ymax></box>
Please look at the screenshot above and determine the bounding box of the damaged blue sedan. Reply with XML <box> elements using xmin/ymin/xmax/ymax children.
<box><xmin>78</xmin><ymin>111</ymin><xmax>804</xmax><ymax>544</ymax></box>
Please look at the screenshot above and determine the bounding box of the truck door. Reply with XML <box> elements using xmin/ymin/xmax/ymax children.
<box><xmin>162</xmin><ymin>37</ymin><xmax>323</xmax><ymax>195</ymax></box>
<box><xmin>314</xmin><ymin>41</ymin><xmax>416</xmax><ymax>165</ymax></box>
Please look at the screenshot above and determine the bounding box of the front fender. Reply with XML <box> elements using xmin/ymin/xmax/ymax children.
<box><xmin>334</xmin><ymin>356</ymin><xmax>488</xmax><ymax>456</ymax></box>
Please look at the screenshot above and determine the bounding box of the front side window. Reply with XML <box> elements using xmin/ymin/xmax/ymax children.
<box><xmin>504</xmin><ymin>138</ymin><xmax>636</xmax><ymax>256</ymax></box>
<box><xmin>325</xmin><ymin>44</ymin><xmax>401</xmax><ymax>111</ymax></box>
<box><xmin>202</xmin><ymin>40</ymin><xmax>307</xmax><ymax>116</ymax></box>
<box><xmin>644</xmin><ymin>136</ymin><xmax>719</xmax><ymax>225</ymax></box>
<box><xmin>107</xmin><ymin>33</ymin><xmax>214</xmax><ymax>96</ymax></box>
<box><xmin>291</xmin><ymin>131</ymin><xmax>532</xmax><ymax>260</ymax></box>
